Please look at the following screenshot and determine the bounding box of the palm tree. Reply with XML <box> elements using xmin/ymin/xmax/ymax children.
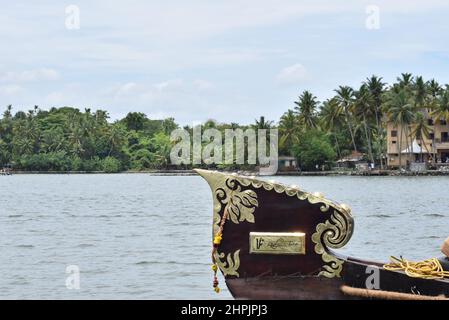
<box><xmin>95</xmin><ymin>110</ymin><xmax>109</xmax><ymax>126</ymax></box>
<box><xmin>410</xmin><ymin>112</ymin><xmax>431</xmax><ymax>163</ymax></box>
<box><xmin>428</xmin><ymin>79</ymin><xmax>442</xmax><ymax>99</ymax></box>
<box><xmin>319</xmin><ymin>98</ymin><xmax>344</xmax><ymax>158</ymax></box>
<box><xmin>397</xmin><ymin>73</ymin><xmax>413</xmax><ymax>89</ymax></box>
<box><xmin>384</xmin><ymin>90</ymin><xmax>416</xmax><ymax>169</ymax></box>
<box><xmin>108</xmin><ymin>124</ymin><xmax>126</xmax><ymax>156</ymax></box>
<box><xmin>15</xmin><ymin>138</ymin><xmax>34</xmax><ymax>155</ymax></box>
<box><xmin>334</xmin><ymin>86</ymin><xmax>357</xmax><ymax>151</ymax></box>
<box><xmin>294</xmin><ymin>91</ymin><xmax>318</xmax><ymax>130</ymax></box>
<box><xmin>365</xmin><ymin>75</ymin><xmax>386</xmax><ymax>168</ymax></box>
<box><xmin>67</xmin><ymin>120</ymin><xmax>85</xmax><ymax>157</ymax></box>
<box><xmin>42</xmin><ymin>127</ymin><xmax>65</xmax><ymax>152</ymax></box>
<box><xmin>365</xmin><ymin>75</ymin><xmax>385</xmax><ymax>128</ymax></box>
<box><xmin>3</xmin><ymin>105</ymin><xmax>12</xmax><ymax>119</ymax></box>
<box><xmin>353</xmin><ymin>85</ymin><xmax>375</xmax><ymax>165</ymax></box>
<box><xmin>278</xmin><ymin>109</ymin><xmax>299</xmax><ymax>154</ymax></box>
<box><xmin>253</xmin><ymin>116</ymin><xmax>273</xmax><ymax>130</ymax></box>
<box><xmin>413</xmin><ymin>76</ymin><xmax>427</xmax><ymax>109</ymax></box>
<box><xmin>432</xmin><ymin>89</ymin><xmax>449</xmax><ymax>123</ymax></box>
<box><xmin>230</xmin><ymin>122</ymin><xmax>240</xmax><ymax>130</ymax></box>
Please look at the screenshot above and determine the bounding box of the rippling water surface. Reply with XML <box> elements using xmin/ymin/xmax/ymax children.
<box><xmin>0</xmin><ymin>174</ymin><xmax>448</xmax><ymax>299</ymax></box>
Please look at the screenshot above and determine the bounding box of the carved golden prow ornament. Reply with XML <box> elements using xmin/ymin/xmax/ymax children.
<box><xmin>197</xmin><ymin>169</ymin><xmax>449</xmax><ymax>300</ymax></box>
<box><xmin>196</xmin><ymin>169</ymin><xmax>354</xmax><ymax>279</ymax></box>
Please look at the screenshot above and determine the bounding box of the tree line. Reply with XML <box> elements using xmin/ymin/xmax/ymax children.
<box><xmin>1</xmin><ymin>73</ymin><xmax>448</xmax><ymax>172</ymax></box>
<box><xmin>0</xmin><ymin>106</ymin><xmax>176</xmax><ymax>172</ymax></box>
<box><xmin>279</xmin><ymin>73</ymin><xmax>449</xmax><ymax>170</ymax></box>
<box><xmin>0</xmin><ymin>106</ymin><xmax>270</xmax><ymax>172</ymax></box>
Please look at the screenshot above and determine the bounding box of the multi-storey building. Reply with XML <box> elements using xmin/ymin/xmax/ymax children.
<box><xmin>387</xmin><ymin>115</ymin><xmax>449</xmax><ymax>168</ymax></box>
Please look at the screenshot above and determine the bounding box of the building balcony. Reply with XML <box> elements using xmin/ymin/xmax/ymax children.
<box><xmin>435</xmin><ymin>142</ymin><xmax>449</xmax><ymax>150</ymax></box>
<box><xmin>434</xmin><ymin>138</ymin><xmax>449</xmax><ymax>150</ymax></box>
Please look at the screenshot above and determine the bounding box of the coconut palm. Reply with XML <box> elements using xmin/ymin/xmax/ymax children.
<box><xmin>41</xmin><ymin>127</ymin><xmax>65</xmax><ymax>152</ymax></box>
<box><xmin>413</xmin><ymin>76</ymin><xmax>428</xmax><ymax>109</ymax></box>
<box><xmin>67</xmin><ymin>120</ymin><xmax>85</xmax><ymax>156</ymax></box>
<box><xmin>384</xmin><ymin>90</ymin><xmax>416</xmax><ymax>169</ymax></box>
<box><xmin>319</xmin><ymin>98</ymin><xmax>344</xmax><ymax>158</ymax></box>
<box><xmin>95</xmin><ymin>110</ymin><xmax>109</xmax><ymax>126</ymax></box>
<box><xmin>107</xmin><ymin>124</ymin><xmax>126</xmax><ymax>156</ymax></box>
<box><xmin>432</xmin><ymin>89</ymin><xmax>449</xmax><ymax>123</ymax></box>
<box><xmin>334</xmin><ymin>86</ymin><xmax>357</xmax><ymax>152</ymax></box>
<box><xmin>365</xmin><ymin>75</ymin><xmax>386</xmax><ymax>168</ymax></box>
<box><xmin>278</xmin><ymin>109</ymin><xmax>299</xmax><ymax>154</ymax></box>
<box><xmin>428</xmin><ymin>79</ymin><xmax>442</xmax><ymax>99</ymax></box>
<box><xmin>3</xmin><ymin>105</ymin><xmax>12</xmax><ymax>119</ymax></box>
<box><xmin>294</xmin><ymin>91</ymin><xmax>318</xmax><ymax>130</ymax></box>
<box><xmin>397</xmin><ymin>73</ymin><xmax>413</xmax><ymax>89</ymax></box>
<box><xmin>410</xmin><ymin>112</ymin><xmax>432</xmax><ymax>163</ymax></box>
<box><xmin>365</xmin><ymin>75</ymin><xmax>385</xmax><ymax>129</ymax></box>
<box><xmin>253</xmin><ymin>116</ymin><xmax>273</xmax><ymax>130</ymax></box>
<box><xmin>353</xmin><ymin>85</ymin><xmax>375</xmax><ymax>165</ymax></box>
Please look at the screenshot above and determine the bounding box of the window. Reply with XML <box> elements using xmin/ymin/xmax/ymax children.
<box><xmin>428</xmin><ymin>119</ymin><xmax>434</xmax><ymax>125</ymax></box>
<box><xmin>391</xmin><ymin>130</ymin><xmax>397</xmax><ymax>137</ymax></box>
<box><xmin>442</xmin><ymin>132</ymin><xmax>449</xmax><ymax>142</ymax></box>
<box><xmin>441</xmin><ymin>119</ymin><xmax>448</xmax><ymax>125</ymax></box>
<box><xmin>430</xmin><ymin>132</ymin><xmax>435</xmax><ymax>140</ymax></box>
<box><xmin>392</xmin><ymin>141</ymin><xmax>397</xmax><ymax>144</ymax></box>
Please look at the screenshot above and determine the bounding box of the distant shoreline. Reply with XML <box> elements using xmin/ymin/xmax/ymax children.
<box><xmin>5</xmin><ymin>169</ymin><xmax>449</xmax><ymax>176</ymax></box>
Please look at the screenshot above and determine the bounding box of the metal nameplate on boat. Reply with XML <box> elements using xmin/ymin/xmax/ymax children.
<box><xmin>249</xmin><ymin>232</ymin><xmax>306</xmax><ymax>255</ymax></box>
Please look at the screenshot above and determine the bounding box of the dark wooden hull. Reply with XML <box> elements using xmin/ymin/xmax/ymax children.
<box><xmin>196</xmin><ymin>169</ymin><xmax>449</xmax><ymax>300</ymax></box>
<box><xmin>226</xmin><ymin>277</ymin><xmax>349</xmax><ymax>300</ymax></box>
<box><xmin>226</xmin><ymin>261</ymin><xmax>449</xmax><ymax>300</ymax></box>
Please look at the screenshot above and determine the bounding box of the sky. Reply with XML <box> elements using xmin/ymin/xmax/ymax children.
<box><xmin>1</xmin><ymin>0</ymin><xmax>449</xmax><ymax>125</ymax></box>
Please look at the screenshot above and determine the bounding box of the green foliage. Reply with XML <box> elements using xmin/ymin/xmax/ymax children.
<box><xmin>2</xmin><ymin>73</ymin><xmax>449</xmax><ymax>172</ymax></box>
<box><xmin>102</xmin><ymin>156</ymin><xmax>121</xmax><ymax>173</ymax></box>
<box><xmin>123</xmin><ymin>112</ymin><xmax>146</xmax><ymax>131</ymax></box>
<box><xmin>0</xmin><ymin>106</ymin><xmax>179</xmax><ymax>172</ymax></box>
<box><xmin>130</xmin><ymin>149</ymin><xmax>153</xmax><ymax>170</ymax></box>
<box><xmin>292</xmin><ymin>130</ymin><xmax>336</xmax><ymax>171</ymax></box>
<box><xmin>70</xmin><ymin>156</ymin><xmax>83</xmax><ymax>171</ymax></box>
<box><xmin>18</xmin><ymin>151</ymin><xmax>71</xmax><ymax>171</ymax></box>
<box><xmin>82</xmin><ymin>157</ymin><xmax>102</xmax><ymax>172</ymax></box>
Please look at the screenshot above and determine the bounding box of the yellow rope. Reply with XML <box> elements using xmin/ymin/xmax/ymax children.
<box><xmin>384</xmin><ymin>256</ymin><xmax>449</xmax><ymax>280</ymax></box>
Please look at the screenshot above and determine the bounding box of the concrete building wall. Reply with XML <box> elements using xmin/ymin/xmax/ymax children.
<box><xmin>386</xmin><ymin>117</ymin><xmax>449</xmax><ymax>168</ymax></box>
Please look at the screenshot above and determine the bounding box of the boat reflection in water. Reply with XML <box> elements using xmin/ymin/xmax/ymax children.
<box><xmin>196</xmin><ymin>169</ymin><xmax>449</xmax><ymax>300</ymax></box>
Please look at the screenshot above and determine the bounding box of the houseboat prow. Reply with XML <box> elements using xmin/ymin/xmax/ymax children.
<box><xmin>196</xmin><ymin>169</ymin><xmax>449</xmax><ymax>300</ymax></box>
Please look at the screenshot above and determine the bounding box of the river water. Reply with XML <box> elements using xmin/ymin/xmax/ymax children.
<box><xmin>0</xmin><ymin>174</ymin><xmax>448</xmax><ymax>299</ymax></box>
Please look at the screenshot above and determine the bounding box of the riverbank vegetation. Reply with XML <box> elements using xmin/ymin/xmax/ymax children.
<box><xmin>0</xmin><ymin>73</ymin><xmax>448</xmax><ymax>172</ymax></box>
<box><xmin>280</xmin><ymin>73</ymin><xmax>449</xmax><ymax>170</ymax></box>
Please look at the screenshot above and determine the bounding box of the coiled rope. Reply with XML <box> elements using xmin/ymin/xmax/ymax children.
<box><xmin>342</xmin><ymin>256</ymin><xmax>449</xmax><ymax>300</ymax></box>
<box><xmin>383</xmin><ymin>256</ymin><xmax>449</xmax><ymax>280</ymax></box>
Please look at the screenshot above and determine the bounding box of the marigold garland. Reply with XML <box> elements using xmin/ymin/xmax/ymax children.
<box><xmin>211</xmin><ymin>194</ymin><xmax>232</xmax><ymax>293</ymax></box>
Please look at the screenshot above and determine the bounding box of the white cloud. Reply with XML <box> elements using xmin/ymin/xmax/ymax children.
<box><xmin>2</xmin><ymin>1</ymin><xmax>449</xmax><ymax>125</ymax></box>
<box><xmin>276</xmin><ymin>64</ymin><xmax>307</xmax><ymax>85</ymax></box>
<box><xmin>0</xmin><ymin>68</ymin><xmax>59</xmax><ymax>83</ymax></box>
